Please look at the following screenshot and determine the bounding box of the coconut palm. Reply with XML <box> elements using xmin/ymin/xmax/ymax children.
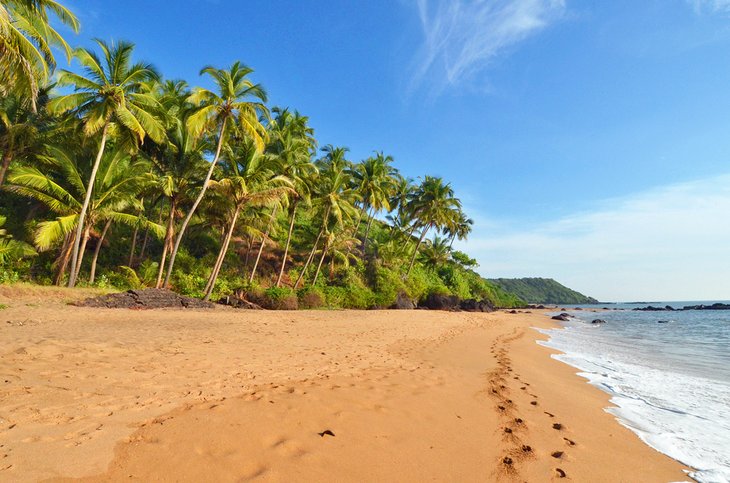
<box><xmin>5</xmin><ymin>144</ymin><xmax>162</xmax><ymax>284</ymax></box>
<box><xmin>48</xmin><ymin>39</ymin><xmax>165</xmax><ymax>287</ymax></box>
<box><xmin>405</xmin><ymin>176</ymin><xmax>461</xmax><ymax>276</ymax></box>
<box><xmin>141</xmin><ymin>80</ymin><xmax>208</xmax><ymax>287</ymax></box>
<box><xmin>203</xmin><ymin>138</ymin><xmax>292</xmax><ymax>299</ymax></box>
<box><xmin>351</xmin><ymin>152</ymin><xmax>398</xmax><ymax>247</ymax></box>
<box><xmin>0</xmin><ymin>215</ymin><xmax>36</xmax><ymax>264</ymax></box>
<box><xmin>264</xmin><ymin>108</ymin><xmax>318</xmax><ymax>286</ymax></box>
<box><xmin>0</xmin><ymin>0</ymin><xmax>79</xmax><ymax>108</ymax></box>
<box><xmin>419</xmin><ymin>235</ymin><xmax>451</xmax><ymax>268</ymax></box>
<box><xmin>0</xmin><ymin>87</ymin><xmax>50</xmax><ymax>185</ymax></box>
<box><xmin>444</xmin><ymin>210</ymin><xmax>473</xmax><ymax>248</ymax></box>
<box><xmin>163</xmin><ymin>61</ymin><xmax>268</xmax><ymax>287</ymax></box>
<box><xmin>295</xmin><ymin>148</ymin><xmax>358</xmax><ymax>288</ymax></box>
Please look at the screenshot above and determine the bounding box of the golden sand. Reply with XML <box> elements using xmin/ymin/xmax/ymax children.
<box><xmin>0</xmin><ymin>286</ymin><xmax>687</xmax><ymax>482</ymax></box>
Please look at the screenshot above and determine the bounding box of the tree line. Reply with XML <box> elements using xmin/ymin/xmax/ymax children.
<box><xmin>0</xmin><ymin>1</ymin><xmax>524</xmax><ymax>308</ymax></box>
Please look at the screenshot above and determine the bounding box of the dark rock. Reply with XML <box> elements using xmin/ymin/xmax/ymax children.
<box><xmin>508</xmin><ymin>309</ymin><xmax>518</xmax><ymax>314</ymax></box>
<box><xmin>552</xmin><ymin>314</ymin><xmax>570</xmax><ymax>321</ymax></box>
<box><xmin>390</xmin><ymin>292</ymin><xmax>416</xmax><ymax>310</ymax></box>
<box><xmin>591</xmin><ymin>319</ymin><xmax>606</xmax><ymax>324</ymax></box>
<box><xmin>633</xmin><ymin>305</ymin><xmax>672</xmax><ymax>311</ymax></box>
<box><xmin>657</xmin><ymin>320</ymin><xmax>669</xmax><ymax>324</ymax></box>
<box><xmin>421</xmin><ymin>294</ymin><xmax>460</xmax><ymax>311</ymax></box>
<box><xmin>77</xmin><ymin>288</ymin><xmax>213</xmax><ymax>310</ymax></box>
<box><xmin>459</xmin><ymin>299</ymin><xmax>494</xmax><ymax>312</ymax></box>
<box><xmin>573</xmin><ymin>307</ymin><xmax>583</xmax><ymax>311</ymax></box>
<box><xmin>681</xmin><ymin>303</ymin><xmax>730</xmax><ymax>311</ymax></box>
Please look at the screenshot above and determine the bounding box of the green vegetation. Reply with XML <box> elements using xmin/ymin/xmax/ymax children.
<box><xmin>0</xmin><ymin>1</ymin><xmax>525</xmax><ymax>309</ymax></box>
<box><xmin>488</xmin><ymin>278</ymin><xmax>598</xmax><ymax>305</ymax></box>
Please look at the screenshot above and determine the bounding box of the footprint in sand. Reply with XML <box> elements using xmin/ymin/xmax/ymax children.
<box><xmin>554</xmin><ymin>468</ymin><xmax>567</xmax><ymax>478</ymax></box>
<box><xmin>544</xmin><ymin>411</ymin><xmax>554</xmax><ymax>418</ymax></box>
<box><xmin>551</xmin><ymin>451</ymin><xmax>564</xmax><ymax>459</ymax></box>
<box><xmin>552</xmin><ymin>423</ymin><xmax>563</xmax><ymax>431</ymax></box>
<box><xmin>563</xmin><ymin>437</ymin><xmax>576</xmax><ymax>446</ymax></box>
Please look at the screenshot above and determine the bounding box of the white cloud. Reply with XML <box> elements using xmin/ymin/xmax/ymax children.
<box><xmin>459</xmin><ymin>174</ymin><xmax>730</xmax><ymax>301</ymax></box>
<box><xmin>689</xmin><ymin>0</ymin><xmax>730</xmax><ymax>14</ymax></box>
<box><xmin>410</xmin><ymin>0</ymin><xmax>565</xmax><ymax>94</ymax></box>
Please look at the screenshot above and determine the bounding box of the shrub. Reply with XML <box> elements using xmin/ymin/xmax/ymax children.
<box><xmin>248</xmin><ymin>286</ymin><xmax>298</xmax><ymax>310</ymax></box>
<box><xmin>297</xmin><ymin>287</ymin><xmax>325</xmax><ymax>309</ymax></box>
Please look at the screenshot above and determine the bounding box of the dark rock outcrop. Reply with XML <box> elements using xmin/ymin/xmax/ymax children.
<box><xmin>591</xmin><ymin>319</ymin><xmax>606</xmax><ymax>324</ymax></box>
<box><xmin>633</xmin><ymin>305</ymin><xmax>675</xmax><ymax>311</ymax></box>
<box><xmin>552</xmin><ymin>314</ymin><xmax>570</xmax><ymax>321</ymax></box>
<box><xmin>390</xmin><ymin>292</ymin><xmax>416</xmax><ymax>310</ymax></box>
<box><xmin>459</xmin><ymin>299</ymin><xmax>494</xmax><ymax>313</ymax></box>
<box><xmin>77</xmin><ymin>288</ymin><xmax>213</xmax><ymax>309</ymax></box>
<box><xmin>421</xmin><ymin>294</ymin><xmax>461</xmax><ymax>311</ymax></box>
<box><xmin>681</xmin><ymin>303</ymin><xmax>730</xmax><ymax>311</ymax></box>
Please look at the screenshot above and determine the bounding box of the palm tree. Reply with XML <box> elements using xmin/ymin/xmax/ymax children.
<box><xmin>202</xmin><ymin>139</ymin><xmax>292</xmax><ymax>299</ymax></box>
<box><xmin>0</xmin><ymin>215</ymin><xmax>36</xmax><ymax>265</ymax></box>
<box><xmin>444</xmin><ymin>210</ymin><xmax>473</xmax><ymax>248</ymax></box>
<box><xmin>0</xmin><ymin>87</ymin><xmax>50</xmax><ymax>185</ymax></box>
<box><xmin>351</xmin><ymin>152</ymin><xmax>398</xmax><ymax>247</ymax></box>
<box><xmin>5</xmin><ymin>145</ymin><xmax>162</xmax><ymax>284</ymax></box>
<box><xmin>0</xmin><ymin>0</ymin><xmax>79</xmax><ymax>108</ymax></box>
<box><xmin>142</xmin><ymin>80</ymin><xmax>207</xmax><ymax>287</ymax></box>
<box><xmin>163</xmin><ymin>61</ymin><xmax>268</xmax><ymax>287</ymax></box>
<box><xmin>295</xmin><ymin>148</ymin><xmax>358</xmax><ymax>288</ymax></box>
<box><xmin>419</xmin><ymin>235</ymin><xmax>451</xmax><ymax>268</ymax></box>
<box><xmin>405</xmin><ymin>176</ymin><xmax>461</xmax><ymax>276</ymax></box>
<box><xmin>263</xmin><ymin>108</ymin><xmax>318</xmax><ymax>286</ymax></box>
<box><xmin>48</xmin><ymin>39</ymin><xmax>165</xmax><ymax>287</ymax></box>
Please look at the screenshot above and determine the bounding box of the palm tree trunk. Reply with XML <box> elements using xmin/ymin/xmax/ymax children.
<box><xmin>54</xmin><ymin>234</ymin><xmax>74</xmax><ymax>286</ymax></box>
<box><xmin>0</xmin><ymin>151</ymin><xmax>12</xmax><ymax>186</ymax></box>
<box><xmin>312</xmin><ymin>241</ymin><xmax>329</xmax><ymax>286</ymax></box>
<box><xmin>203</xmin><ymin>222</ymin><xmax>230</xmax><ymax>295</ymax></box>
<box><xmin>249</xmin><ymin>205</ymin><xmax>277</xmax><ymax>283</ymax></box>
<box><xmin>243</xmin><ymin>235</ymin><xmax>253</xmax><ymax>272</ymax></box>
<box><xmin>406</xmin><ymin>224</ymin><xmax>430</xmax><ymax>276</ymax></box>
<box><xmin>139</xmin><ymin>208</ymin><xmax>161</xmax><ymax>262</ymax></box>
<box><xmin>74</xmin><ymin>226</ymin><xmax>92</xmax><ymax>282</ymax></box>
<box><xmin>363</xmin><ymin>207</ymin><xmax>375</xmax><ymax>245</ymax></box>
<box><xmin>204</xmin><ymin>205</ymin><xmax>240</xmax><ymax>301</ymax></box>
<box><xmin>294</xmin><ymin>206</ymin><xmax>330</xmax><ymax>289</ymax></box>
<box><xmin>128</xmin><ymin>224</ymin><xmax>139</xmax><ymax>267</ymax></box>
<box><xmin>89</xmin><ymin>219</ymin><xmax>112</xmax><ymax>284</ymax></box>
<box><xmin>68</xmin><ymin>122</ymin><xmax>109</xmax><ymax>287</ymax></box>
<box><xmin>156</xmin><ymin>199</ymin><xmax>176</xmax><ymax>288</ymax></box>
<box><xmin>163</xmin><ymin>118</ymin><xmax>227</xmax><ymax>288</ymax></box>
<box><xmin>276</xmin><ymin>201</ymin><xmax>298</xmax><ymax>287</ymax></box>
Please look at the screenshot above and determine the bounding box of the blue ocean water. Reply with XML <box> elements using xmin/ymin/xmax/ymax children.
<box><xmin>537</xmin><ymin>303</ymin><xmax>730</xmax><ymax>483</ymax></box>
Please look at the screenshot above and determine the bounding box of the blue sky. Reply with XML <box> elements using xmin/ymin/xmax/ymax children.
<box><xmin>60</xmin><ymin>0</ymin><xmax>730</xmax><ymax>301</ymax></box>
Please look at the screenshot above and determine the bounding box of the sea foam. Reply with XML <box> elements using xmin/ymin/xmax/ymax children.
<box><xmin>538</xmin><ymin>312</ymin><xmax>730</xmax><ymax>483</ymax></box>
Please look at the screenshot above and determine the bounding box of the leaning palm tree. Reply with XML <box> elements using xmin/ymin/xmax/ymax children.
<box><xmin>162</xmin><ymin>61</ymin><xmax>268</xmax><ymax>287</ymax></box>
<box><xmin>405</xmin><ymin>176</ymin><xmax>461</xmax><ymax>276</ymax></box>
<box><xmin>5</xmin><ymin>144</ymin><xmax>162</xmax><ymax>284</ymax></box>
<box><xmin>419</xmin><ymin>235</ymin><xmax>451</xmax><ymax>268</ymax></box>
<box><xmin>202</xmin><ymin>139</ymin><xmax>292</xmax><ymax>299</ymax></box>
<box><xmin>262</xmin><ymin>108</ymin><xmax>318</xmax><ymax>286</ymax></box>
<box><xmin>0</xmin><ymin>0</ymin><xmax>79</xmax><ymax>108</ymax></box>
<box><xmin>48</xmin><ymin>39</ymin><xmax>165</xmax><ymax>287</ymax></box>
<box><xmin>351</xmin><ymin>151</ymin><xmax>398</xmax><ymax>246</ymax></box>
<box><xmin>295</xmin><ymin>149</ymin><xmax>358</xmax><ymax>288</ymax></box>
<box><xmin>443</xmin><ymin>210</ymin><xmax>473</xmax><ymax>248</ymax></box>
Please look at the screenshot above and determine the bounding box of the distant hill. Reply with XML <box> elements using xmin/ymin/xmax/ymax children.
<box><xmin>488</xmin><ymin>278</ymin><xmax>598</xmax><ymax>305</ymax></box>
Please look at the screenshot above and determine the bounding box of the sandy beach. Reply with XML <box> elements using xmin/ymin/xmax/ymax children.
<box><xmin>0</xmin><ymin>286</ymin><xmax>688</xmax><ymax>482</ymax></box>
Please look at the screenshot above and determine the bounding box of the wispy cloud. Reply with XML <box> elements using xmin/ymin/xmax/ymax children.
<box><xmin>689</xmin><ymin>0</ymin><xmax>730</xmax><ymax>14</ymax></box>
<box><xmin>410</xmin><ymin>0</ymin><xmax>565</xmax><ymax>94</ymax></box>
<box><xmin>459</xmin><ymin>174</ymin><xmax>730</xmax><ymax>301</ymax></box>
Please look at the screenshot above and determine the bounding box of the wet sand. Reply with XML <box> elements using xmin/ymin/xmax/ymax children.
<box><xmin>0</xmin><ymin>286</ymin><xmax>688</xmax><ymax>481</ymax></box>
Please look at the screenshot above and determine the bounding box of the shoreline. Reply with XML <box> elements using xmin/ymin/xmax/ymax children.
<box><xmin>0</xmin><ymin>289</ymin><xmax>688</xmax><ymax>481</ymax></box>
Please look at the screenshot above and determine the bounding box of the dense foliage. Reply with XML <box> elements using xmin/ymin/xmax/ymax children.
<box><xmin>0</xmin><ymin>1</ymin><xmax>525</xmax><ymax>308</ymax></box>
<box><xmin>489</xmin><ymin>278</ymin><xmax>598</xmax><ymax>305</ymax></box>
